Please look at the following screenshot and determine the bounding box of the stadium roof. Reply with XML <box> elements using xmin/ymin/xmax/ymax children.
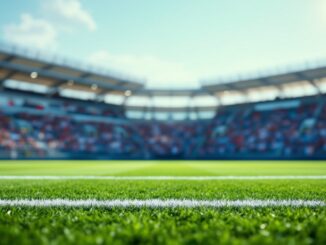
<box><xmin>0</xmin><ymin>43</ymin><xmax>326</xmax><ymax>111</ymax></box>
<box><xmin>0</xmin><ymin>43</ymin><xmax>144</xmax><ymax>96</ymax></box>
<box><xmin>202</xmin><ymin>64</ymin><xmax>326</xmax><ymax>93</ymax></box>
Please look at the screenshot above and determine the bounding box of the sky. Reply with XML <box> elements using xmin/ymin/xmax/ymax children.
<box><xmin>1</xmin><ymin>0</ymin><xmax>326</xmax><ymax>89</ymax></box>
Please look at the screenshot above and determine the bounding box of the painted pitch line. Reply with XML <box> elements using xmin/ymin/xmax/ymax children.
<box><xmin>0</xmin><ymin>199</ymin><xmax>324</xmax><ymax>208</ymax></box>
<box><xmin>0</xmin><ymin>176</ymin><xmax>326</xmax><ymax>180</ymax></box>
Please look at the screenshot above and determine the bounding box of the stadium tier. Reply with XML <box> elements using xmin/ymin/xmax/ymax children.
<box><xmin>0</xmin><ymin>45</ymin><xmax>326</xmax><ymax>159</ymax></box>
<box><xmin>0</xmin><ymin>91</ymin><xmax>325</xmax><ymax>159</ymax></box>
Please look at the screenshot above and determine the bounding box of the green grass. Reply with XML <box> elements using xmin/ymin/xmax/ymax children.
<box><xmin>0</xmin><ymin>161</ymin><xmax>326</xmax><ymax>244</ymax></box>
<box><xmin>0</xmin><ymin>180</ymin><xmax>325</xmax><ymax>200</ymax></box>
<box><xmin>2</xmin><ymin>207</ymin><xmax>326</xmax><ymax>245</ymax></box>
<box><xmin>0</xmin><ymin>160</ymin><xmax>325</xmax><ymax>176</ymax></box>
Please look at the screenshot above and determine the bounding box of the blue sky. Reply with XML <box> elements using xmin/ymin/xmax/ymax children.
<box><xmin>1</xmin><ymin>0</ymin><xmax>326</xmax><ymax>88</ymax></box>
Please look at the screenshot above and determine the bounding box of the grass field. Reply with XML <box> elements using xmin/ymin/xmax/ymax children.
<box><xmin>0</xmin><ymin>161</ymin><xmax>326</xmax><ymax>244</ymax></box>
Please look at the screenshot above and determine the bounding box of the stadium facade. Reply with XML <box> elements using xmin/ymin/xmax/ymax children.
<box><xmin>0</xmin><ymin>43</ymin><xmax>326</xmax><ymax>160</ymax></box>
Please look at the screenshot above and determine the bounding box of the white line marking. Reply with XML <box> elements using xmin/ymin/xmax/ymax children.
<box><xmin>0</xmin><ymin>199</ymin><xmax>324</xmax><ymax>208</ymax></box>
<box><xmin>0</xmin><ymin>176</ymin><xmax>326</xmax><ymax>180</ymax></box>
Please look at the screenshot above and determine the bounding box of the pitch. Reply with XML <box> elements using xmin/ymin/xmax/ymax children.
<box><xmin>0</xmin><ymin>161</ymin><xmax>326</xmax><ymax>244</ymax></box>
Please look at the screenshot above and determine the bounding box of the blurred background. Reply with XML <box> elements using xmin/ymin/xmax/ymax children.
<box><xmin>0</xmin><ymin>0</ymin><xmax>326</xmax><ymax>160</ymax></box>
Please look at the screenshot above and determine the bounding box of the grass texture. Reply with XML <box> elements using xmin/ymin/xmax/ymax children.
<box><xmin>0</xmin><ymin>161</ymin><xmax>325</xmax><ymax>244</ymax></box>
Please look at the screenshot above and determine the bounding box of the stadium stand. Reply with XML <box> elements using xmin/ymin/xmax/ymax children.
<box><xmin>0</xmin><ymin>44</ymin><xmax>326</xmax><ymax>160</ymax></box>
<box><xmin>0</xmin><ymin>91</ymin><xmax>325</xmax><ymax>159</ymax></box>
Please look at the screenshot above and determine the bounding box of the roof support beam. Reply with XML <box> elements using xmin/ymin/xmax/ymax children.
<box><xmin>307</xmin><ymin>79</ymin><xmax>322</xmax><ymax>95</ymax></box>
<box><xmin>275</xmin><ymin>86</ymin><xmax>285</xmax><ymax>98</ymax></box>
<box><xmin>122</xmin><ymin>95</ymin><xmax>130</xmax><ymax>106</ymax></box>
<box><xmin>296</xmin><ymin>72</ymin><xmax>322</xmax><ymax>95</ymax></box>
<box><xmin>96</xmin><ymin>89</ymin><xmax>123</xmax><ymax>103</ymax></box>
<box><xmin>47</xmin><ymin>80</ymin><xmax>67</xmax><ymax>97</ymax></box>
<box><xmin>206</xmin><ymin>91</ymin><xmax>221</xmax><ymax>105</ymax></box>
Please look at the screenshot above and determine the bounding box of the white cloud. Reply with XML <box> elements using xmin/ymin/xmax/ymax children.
<box><xmin>89</xmin><ymin>50</ymin><xmax>199</xmax><ymax>88</ymax></box>
<box><xmin>2</xmin><ymin>0</ymin><xmax>96</xmax><ymax>51</ymax></box>
<box><xmin>43</xmin><ymin>0</ymin><xmax>97</xmax><ymax>31</ymax></box>
<box><xmin>3</xmin><ymin>14</ymin><xmax>57</xmax><ymax>49</ymax></box>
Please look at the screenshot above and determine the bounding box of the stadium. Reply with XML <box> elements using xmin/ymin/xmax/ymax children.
<box><xmin>1</xmin><ymin>1</ymin><xmax>326</xmax><ymax>244</ymax></box>
<box><xmin>1</xmin><ymin>43</ymin><xmax>326</xmax><ymax>160</ymax></box>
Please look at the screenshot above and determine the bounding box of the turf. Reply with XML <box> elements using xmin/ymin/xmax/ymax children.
<box><xmin>0</xmin><ymin>160</ymin><xmax>325</xmax><ymax>176</ymax></box>
<box><xmin>0</xmin><ymin>180</ymin><xmax>325</xmax><ymax>200</ymax></box>
<box><xmin>0</xmin><ymin>161</ymin><xmax>326</xmax><ymax>244</ymax></box>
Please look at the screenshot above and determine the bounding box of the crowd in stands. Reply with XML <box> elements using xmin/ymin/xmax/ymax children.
<box><xmin>0</xmin><ymin>113</ymin><xmax>142</xmax><ymax>158</ymax></box>
<box><xmin>201</xmin><ymin>102</ymin><xmax>325</xmax><ymax>157</ymax></box>
<box><xmin>0</xmin><ymin>95</ymin><xmax>325</xmax><ymax>159</ymax></box>
<box><xmin>136</xmin><ymin>100</ymin><xmax>326</xmax><ymax>158</ymax></box>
